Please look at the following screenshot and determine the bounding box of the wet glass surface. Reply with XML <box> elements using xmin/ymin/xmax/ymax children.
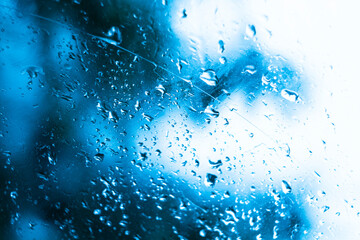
<box><xmin>1</xmin><ymin>0</ymin><xmax>360</xmax><ymax>239</ymax></box>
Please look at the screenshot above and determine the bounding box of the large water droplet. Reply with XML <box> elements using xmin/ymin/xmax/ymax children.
<box><xmin>204</xmin><ymin>106</ymin><xmax>219</xmax><ymax>118</ymax></box>
<box><xmin>200</xmin><ymin>70</ymin><xmax>218</xmax><ymax>86</ymax></box>
<box><xmin>23</xmin><ymin>66</ymin><xmax>44</xmax><ymax>78</ymax></box>
<box><xmin>10</xmin><ymin>191</ymin><xmax>18</xmax><ymax>199</ymax></box>
<box><xmin>243</xmin><ymin>65</ymin><xmax>257</xmax><ymax>75</ymax></box>
<box><xmin>104</xmin><ymin>26</ymin><xmax>122</xmax><ymax>44</ymax></box>
<box><xmin>281</xmin><ymin>89</ymin><xmax>299</xmax><ymax>102</ymax></box>
<box><xmin>205</xmin><ymin>173</ymin><xmax>217</xmax><ymax>187</ymax></box>
<box><xmin>246</xmin><ymin>24</ymin><xmax>256</xmax><ymax>38</ymax></box>
<box><xmin>281</xmin><ymin>180</ymin><xmax>292</xmax><ymax>194</ymax></box>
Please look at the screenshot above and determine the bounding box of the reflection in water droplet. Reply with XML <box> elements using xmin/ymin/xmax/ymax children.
<box><xmin>281</xmin><ymin>180</ymin><xmax>292</xmax><ymax>194</ymax></box>
<box><xmin>205</xmin><ymin>173</ymin><xmax>217</xmax><ymax>187</ymax></box>
<box><xmin>200</xmin><ymin>70</ymin><xmax>218</xmax><ymax>86</ymax></box>
<box><xmin>281</xmin><ymin>89</ymin><xmax>299</xmax><ymax>102</ymax></box>
<box><xmin>246</xmin><ymin>24</ymin><xmax>256</xmax><ymax>38</ymax></box>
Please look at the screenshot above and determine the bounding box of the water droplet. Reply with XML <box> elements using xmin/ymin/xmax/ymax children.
<box><xmin>93</xmin><ymin>209</ymin><xmax>101</xmax><ymax>215</ymax></box>
<box><xmin>209</xmin><ymin>159</ymin><xmax>222</xmax><ymax>168</ymax></box>
<box><xmin>322</xmin><ymin>206</ymin><xmax>330</xmax><ymax>212</ymax></box>
<box><xmin>142</xmin><ymin>113</ymin><xmax>153</xmax><ymax>122</ymax></box>
<box><xmin>219</xmin><ymin>56</ymin><xmax>227</xmax><ymax>64</ymax></box>
<box><xmin>204</xmin><ymin>106</ymin><xmax>219</xmax><ymax>118</ymax></box>
<box><xmin>200</xmin><ymin>70</ymin><xmax>218</xmax><ymax>86</ymax></box>
<box><xmin>108</xmin><ymin>111</ymin><xmax>119</xmax><ymax>123</ymax></box>
<box><xmin>281</xmin><ymin>89</ymin><xmax>300</xmax><ymax>102</ymax></box>
<box><xmin>218</xmin><ymin>40</ymin><xmax>225</xmax><ymax>53</ymax></box>
<box><xmin>199</xmin><ymin>229</ymin><xmax>206</xmax><ymax>237</ymax></box>
<box><xmin>10</xmin><ymin>191</ymin><xmax>18</xmax><ymax>199</ymax></box>
<box><xmin>94</xmin><ymin>153</ymin><xmax>104</xmax><ymax>162</ymax></box>
<box><xmin>182</xmin><ymin>9</ymin><xmax>187</xmax><ymax>18</ymax></box>
<box><xmin>281</xmin><ymin>180</ymin><xmax>292</xmax><ymax>194</ymax></box>
<box><xmin>23</xmin><ymin>66</ymin><xmax>44</xmax><ymax>78</ymax></box>
<box><xmin>48</xmin><ymin>153</ymin><xmax>57</xmax><ymax>165</ymax></box>
<box><xmin>135</xmin><ymin>100</ymin><xmax>141</xmax><ymax>111</ymax></box>
<box><xmin>205</xmin><ymin>173</ymin><xmax>217</xmax><ymax>187</ymax></box>
<box><xmin>246</xmin><ymin>24</ymin><xmax>256</xmax><ymax>38</ymax></box>
<box><xmin>156</xmin><ymin>84</ymin><xmax>166</xmax><ymax>97</ymax></box>
<box><xmin>104</xmin><ymin>26</ymin><xmax>122</xmax><ymax>45</ymax></box>
<box><xmin>243</xmin><ymin>65</ymin><xmax>257</xmax><ymax>75</ymax></box>
<box><xmin>261</xmin><ymin>75</ymin><xmax>270</xmax><ymax>85</ymax></box>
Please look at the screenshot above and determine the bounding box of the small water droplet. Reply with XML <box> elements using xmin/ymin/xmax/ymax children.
<box><xmin>200</xmin><ymin>70</ymin><xmax>218</xmax><ymax>86</ymax></box>
<box><xmin>322</xmin><ymin>206</ymin><xmax>330</xmax><ymax>212</ymax></box>
<box><xmin>199</xmin><ymin>229</ymin><xmax>206</xmax><ymax>237</ymax></box>
<box><xmin>23</xmin><ymin>66</ymin><xmax>44</xmax><ymax>78</ymax></box>
<box><xmin>104</xmin><ymin>26</ymin><xmax>122</xmax><ymax>45</ymax></box>
<box><xmin>281</xmin><ymin>180</ymin><xmax>292</xmax><ymax>194</ymax></box>
<box><xmin>142</xmin><ymin>113</ymin><xmax>153</xmax><ymax>122</ymax></box>
<box><xmin>48</xmin><ymin>153</ymin><xmax>57</xmax><ymax>165</ymax></box>
<box><xmin>135</xmin><ymin>100</ymin><xmax>141</xmax><ymax>111</ymax></box>
<box><xmin>182</xmin><ymin>9</ymin><xmax>187</xmax><ymax>18</ymax></box>
<box><xmin>246</xmin><ymin>24</ymin><xmax>256</xmax><ymax>38</ymax></box>
<box><xmin>219</xmin><ymin>56</ymin><xmax>227</xmax><ymax>64</ymax></box>
<box><xmin>204</xmin><ymin>106</ymin><xmax>219</xmax><ymax>118</ymax></box>
<box><xmin>94</xmin><ymin>153</ymin><xmax>104</xmax><ymax>162</ymax></box>
<box><xmin>281</xmin><ymin>89</ymin><xmax>299</xmax><ymax>102</ymax></box>
<box><xmin>243</xmin><ymin>65</ymin><xmax>257</xmax><ymax>75</ymax></box>
<box><xmin>205</xmin><ymin>173</ymin><xmax>217</xmax><ymax>187</ymax></box>
<box><xmin>93</xmin><ymin>209</ymin><xmax>101</xmax><ymax>215</ymax></box>
<box><xmin>218</xmin><ymin>40</ymin><xmax>225</xmax><ymax>53</ymax></box>
<box><xmin>156</xmin><ymin>84</ymin><xmax>166</xmax><ymax>97</ymax></box>
<box><xmin>209</xmin><ymin>159</ymin><xmax>222</xmax><ymax>168</ymax></box>
<box><xmin>10</xmin><ymin>191</ymin><xmax>18</xmax><ymax>199</ymax></box>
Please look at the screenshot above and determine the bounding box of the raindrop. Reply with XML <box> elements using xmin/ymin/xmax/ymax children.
<box><xmin>200</xmin><ymin>69</ymin><xmax>218</xmax><ymax>86</ymax></box>
<box><xmin>243</xmin><ymin>65</ymin><xmax>257</xmax><ymax>75</ymax></box>
<box><xmin>204</xmin><ymin>106</ymin><xmax>219</xmax><ymax>118</ymax></box>
<box><xmin>209</xmin><ymin>159</ymin><xmax>222</xmax><ymax>168</ymax></box>
<box><xmin>156</xmin><ymin>84</ymin><xmax>166</xmax><ymax>97</ymax></box>
<box><xmin>281</xmin><ymin>89</ymin><xmax>300</xmax><ymax>102</ymax></box>
<box><xmin>205</xmin><ymin>173</ymin><xmax>217</xmax><ymax>187</ymax></box>
<box><xmin>261</xmin><ymin>74</ymin><xmax>270</xmax><ymax>85</ymax></box>
<box><xmin>23</xmin><ymin>66</ymin><xmax>44</xmax><ymax>78</ymax></box>
<box><xmin>142</xmin><ymin>113</ymin><xmax>154</xmax><ymax>122</ymax></box>
<box><xmin>218</xmin><ymin>40</ymin><xmax>225</xmax><ymax>53</ymax></box>
<box><xmin>94</xmin><ymin>153</ymin><xmax>105</xmax><ymax>162</ymax></box>
<box><xmin>219</xmin><ymin>56</ymin><xmax>227</xmax><ymax>64</ymax></box>
<box><xmin>48</xmin><ymin>153</ymin><xmax>57</xmax><ymax>165</ymax></box>
<box><xmin>104</xmin><ymin>26</ymin><xmax>122</xmax><ymax>45</ymax></box>
<box><xmin>246</xmin><ymin>24</ymin><xmax>256</xmax><ymax>38</ymax></box>
<box><xmin>182</xmin><ymin>9</ymin><xmax>187</xmax><ymax>18</ymax></box>
<box><xmin>135</xmin><ymin>100</ymin><xmax>141</xmax><ymax>111</ymax></box>
<box><xmin>10</xmin><ymin>191</ymin><xmax>18</xmax><ymax>199</ymax></box>
<box><xmin>199</xmin><ymin>229</ymin><xmax>206</xmax><ymax>237</ymax></box>
<box><xmin>93</xmin><ymin>209</ymin><xmax>101</xmax><ymax>215</ymax></box>
<box><xmin>322</xmin><ymin>206</ymin><xmax>330</xmax><ymax>212</ymax></box>
<box><xmin>281</xmin><ymin>180</ymin><xmax>292</xmax><ymax>194</ymax></box>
